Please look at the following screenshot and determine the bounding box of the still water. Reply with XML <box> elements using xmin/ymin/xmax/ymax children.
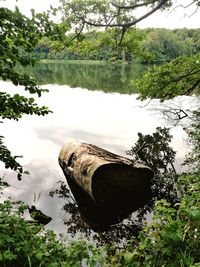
<box><xmin>16</xmin><ymin>60</ymin><xmax>146</xmax><ymax>93</ymax></box>
<box><xmin>0</xmin><ymin>62</ymin><xmax>191</xmax><ymax>233</ymax></box>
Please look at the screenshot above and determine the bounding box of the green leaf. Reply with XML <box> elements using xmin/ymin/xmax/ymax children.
<box><xmin>35</xmin><ymin>251</ymin><xmax>43</xmax><ymax>261</ymax></box>
<box><xmin>122</xmin><ymin>252</ymin><xmax>133</xmax><ymax>264</ymax></box>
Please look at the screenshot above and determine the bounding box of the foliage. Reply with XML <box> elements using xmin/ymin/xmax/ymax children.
<box><xmin>32</xmin><ymin>28</ymin><xmax>145</xmax><ymax>62</ymax></box>
<box><xmin>109</xmin><ymin>169</ymin><xmax>200</xmax><ymax>267</ymax></box>
<box><xmin>1</xmin><ymin>1</ymin><xmax>200</xmax><ymax>266</ymax></box>
<box><xmin>0</xmin><ymin>136</ymin><xmax>27</xmax><ymax>180</ymax></box>
<box><xmin>0</xmin><ymin>7</ymin><xmax>56</xmax><ymax>96</ymax></box>
<box><xmin>65</xmin><ymin>28</ymin><xmax>145</xmax><ymax>61</ymax></box>
<box><xmin>104</xmin><ymin>118</ymin><xmax>200</xmax><ymax>266</ymax></box>
<box><xmin>0</xmin><ymin>6</ymin><xmax>68</xmax><ymax>178</ymax></box>
<box><xmin>33</xmin><ymin>28</ymin><xmax>200</xmax><ymax>62</ymax></box>
<box><xmin>0</xmin><ymin>92</ymin><xmax>50</xmax><ymax>120</ymax></box>
<box><xmin>127</xmin><ymin>127</ymin><xmax>176</xmax><ymax>175</ymax></box>
<box><xmin>0</xmin><ymin>176</ymin><xmax>9</xmax><ymax>197</ymax></box>
<box><xmin>141</xmin><ymin>28</ymin><xmax>195</xmax><ymax>62</ymax></box>
<box><xmin>184</xmin><ymin>110</ymin><xmax>200</xmax><ymax>171</ymax></box>
<box><xmin>127</xmin><ymin>127</ymin><xmax>180</xmax><ymax>220</ymax></box>
<box><xmin>55</xmin><ymin>0</ymin><xmax>172</xmax><ymax>45</ymax></box>
<box><xmin>137</xmin><ymin>53</ymin><xmax>200</xmax><ymax>101</ymax></box>
<box><xmin>0</xmin><ymin>200</ymin><xmax>105</xmax><ymax>267</ymax></box>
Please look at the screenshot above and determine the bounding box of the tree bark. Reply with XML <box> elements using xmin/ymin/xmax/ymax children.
<box><xmin>59</xmin><ymin>140</ymin><xmax>153</xmax><ymax>231</ymax></box>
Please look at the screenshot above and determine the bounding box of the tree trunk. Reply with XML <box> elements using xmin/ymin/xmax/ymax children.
<box><xmin>59</xmin><ymin>140</ymin><xmax>153</xmax><ymax>231</ymax></box>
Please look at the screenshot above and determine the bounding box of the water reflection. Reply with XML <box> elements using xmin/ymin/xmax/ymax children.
<box><xmin>0</xmin><ymin>81</ymin><xmax>191</xmax><ymax>235</ymax></box>
<box><xmin>16</xmin><ymin>61</ymin><xmax>146</xmax><ymax>93</ymax></box>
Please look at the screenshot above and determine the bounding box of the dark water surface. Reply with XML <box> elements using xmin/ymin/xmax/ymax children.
<box><xmin>0</xmin><ymin>62</ymin><xmax>191</xmax><ymax>233</ymax></box>
<box><xmin>16</xmin><ymin>60</ymin><xmax>146</xmax><ymax>93</ymax></box>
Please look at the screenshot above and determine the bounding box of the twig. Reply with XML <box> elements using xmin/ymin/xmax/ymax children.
<box><xmin>111</xmin><ymin>0</ymin><xmax>158</xmax><ymax>10</ymax></box>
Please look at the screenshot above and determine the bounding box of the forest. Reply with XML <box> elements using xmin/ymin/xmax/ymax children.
<box><xmin>35</xmin><ymin>28</ymin><xmax>200</xmax><ymax>63</ymax></box>
<box><xmin>0</xmin><ymin>0</ymin><xmax>200</xmax><ymax>266</ymax></box>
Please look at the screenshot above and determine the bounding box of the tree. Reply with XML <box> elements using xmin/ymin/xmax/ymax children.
<box><xmin>0</xmin><ymin>7</ymin><xmax>67</xmax><ymax>179</ymax></box>
<box><xmin>55</xmin><ymin>0</ymin><xmax>172</xmax><ymax>45</ymax></box>
<box><xmin>141</xmin><ymin>29</ymin><xmax>190</xmax><ymax>62</ymax></box>
<box><xmin>136</xmin><ymin>54</ymin><xmax>200</xmax><ymax>101</ymax></box>
<box><xmin>126</xmin><ymin>127</ymin><xmax>181</xmax><ymax>223</ymax></box>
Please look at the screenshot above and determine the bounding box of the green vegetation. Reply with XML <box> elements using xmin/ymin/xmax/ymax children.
<box><xmin>34</xmin><ymin>28</ymin><xmax>145</xmax><ymax>62</ymax></box>
<box><xmin>0</xmin><ymin>6</ymin><xmax>64</xmax><ymax>179</ymax></box>
<box><xmin>1</xmin><ymin>0</ymin><xmax>200</xmax><ymax>266</ymax></box>
<box><xmin>111</xmin><ymin>120</ymin><xmax>200</xmax><ymax>266</ymax></box>
<box><xmin>34</xmin><ymin>28</ymin><xmax>200</xmax><ymax>63</ymax></box>
<box><xmin>137</xmin><ymin>54</ymin><xmax>200</xmax><ymax>101</ymax></box>
<box><xmin>141</xmin><ymin>28</ymin><xmax>200</xmax><ymax>62</ymax></box>
<box><xmin>108</xmin><ymin>171</ymin><xmax>200</xmax><ymax>266</ymax></box>
<box><xmin>0</xmin><ymin>200</ymin><xmax>105</xmax><ymax>267</ymax></box>
<box><xmin>15</xmin><ymin>60</ymin><xmax>146</xmax><ymax>93</ymax></box>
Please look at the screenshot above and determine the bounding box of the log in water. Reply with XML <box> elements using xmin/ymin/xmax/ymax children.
<box><xmin>59</xmin><ymin>140</ymin><xmax>153</xmax><ymax>231</ymax></box>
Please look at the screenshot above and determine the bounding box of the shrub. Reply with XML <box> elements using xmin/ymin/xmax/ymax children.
<box><xmin>0</xmin><ymin>200</ymin><xmax>105</xmax><ymax>267</ymax></box>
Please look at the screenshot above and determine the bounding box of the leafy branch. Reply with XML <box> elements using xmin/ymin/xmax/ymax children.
<box><xmin>57</xmin><ymin>0</ymin><xmax>172</xmax><ymax>45</ymax></box>
<box><xmin>137</xmin><ymin>54</ymin><xmax>200</xmax><ymax>101</ymax></box>
<box><xmin>0</xmin><ymin>7</ymin><xmax>67</xmax><ymax>179</ymax></box>
<box><xmin>0</xmin><ymin>136</ymin><xmax>27</xmax><ymax>180</ymax></box>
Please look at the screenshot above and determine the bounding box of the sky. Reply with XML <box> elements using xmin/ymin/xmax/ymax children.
<box><xmin>0</xmin><ymin>0</ymin><xmax>199</xmax><ymax>29</ymax></box>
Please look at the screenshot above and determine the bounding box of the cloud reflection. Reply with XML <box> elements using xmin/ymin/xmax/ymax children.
<box><xmin>1</xmin><ymin>82</ymin><xmax>193</xmax><ymax>233</ymax></box>
<box><xmin>34</xmin><ymin>126</ymin><xmax>127</xmax><ymax>156</ymax></box>
<box><xmin>2</xmin><ymin>159</ymin><xmax>67</xmax><ymax>232</ymax></box>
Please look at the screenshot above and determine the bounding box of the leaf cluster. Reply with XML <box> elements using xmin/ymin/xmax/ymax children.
<box><xmin>0</xmin><ymin>7</ymin><xmax>59</xmax><ymax>96</ymax></box>
<box><xmin>112</xmin><ymin>169</ymin><xmax>200</xmax><ymax>266</ymax></box>
<box><xmin>57</xmin><ymin>0</ymin><xmax>172</xmax><ymax>45</ymax></box>
<box><xmin>0</xmin><ymin>7</ymin><xmax>64</xmax><ymax>178</ymax></box>
<box><xmin>0</xmin><ymin>92</ymin><xmax>50</xmax><ymax>120</ymax></box>
<box><xmin>184</xmin><ymin>110</ymin><xmax>200</xmax><ymax>170</ymax></box>
<box><xmin>126</xmin><ymin>127</ymin><xmax>179</xmax><ymax>219</ymax></box>
<box><xmin>137</xmin><ymin>54</ymin><xmax>200</xmax><ymax>101</ymax></box>
<box><xmin>127</xmin><ymin>127</ymin><xmax>176</xmax><ymax>175</ymax></box>
<box><xmin>0</xmin><ymin>200</ymin><xmax>105</xmax><ymax>267</ymax></box>
<box><xmin>0</xmin><ymin>136</ymin><xmax>25</xmax><ymax>180</ymax></box>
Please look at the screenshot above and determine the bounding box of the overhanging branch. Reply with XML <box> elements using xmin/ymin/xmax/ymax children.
<box><xmin>111</xmin><ymin>0</ymin><xmax>158</xmax><ymax>10</ymax></box>
<box><xmin>81</xmin><ymin>0</ymin><xmax>169</xmax><ymax>28</ymax></box>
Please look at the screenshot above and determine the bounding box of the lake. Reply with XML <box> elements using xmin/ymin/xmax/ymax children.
<box><xmin>0</xmin><ymin>61</ymin><xmax>192</xmax><ymax>233</ymax></box>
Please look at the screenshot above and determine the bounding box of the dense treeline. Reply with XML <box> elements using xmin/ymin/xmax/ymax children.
<box><xmin>34</xmin><ymin>28</ymin><xmax>200</xmax><ymax>63</ymax></box>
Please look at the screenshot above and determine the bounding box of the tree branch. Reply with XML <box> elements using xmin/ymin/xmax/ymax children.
<box><xmin>168</xmin><ymin>0</ymin><xmax>199</xmax><ymax>16</ymax></box>
<box><xmin>111</xmin><ymin>0</ymin><xmax>158</xmax><ymax>10</ymax></box>
<box><xmin>105</xmin><ymin>5</ymin><xmax>121</xmax><ymax>28</ymax></box>
<box><xmin>183</xmin><ymin>77</ymin><xmax>200</xmax><ymax>95</ymax></box>
<box><xmin>81</xmin><ymin>0</ymin><xmax>169</xmax><ymax>28</ymax></box>
<box><xmin>171</xmin><ymin>68</ymin><xmax>200</xmax><ymax>83</ymax></box>
<box><xmin>118</xmin><ymin>26</ymin><xmax>128</xmax><ymax>46</ymax></box>
<box><xmin>70</xmin><ymin>21</ymin><xmax>85</xmax><ymax>42</ymax></box>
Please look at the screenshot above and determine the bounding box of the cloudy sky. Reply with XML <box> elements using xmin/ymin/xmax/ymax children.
<box><xmin>0</xmin><ymin>0</ymin><xmax>200</xmax><ymax>29</ymax></box>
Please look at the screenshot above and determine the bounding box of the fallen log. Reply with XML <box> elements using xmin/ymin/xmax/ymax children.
<box><xmin>59</xmin><ymin>140</ymin><xmax>153</xmax><ymax>231</ymax></box>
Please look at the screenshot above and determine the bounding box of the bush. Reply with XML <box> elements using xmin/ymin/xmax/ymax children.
<box><xmin>108</xmin><ymin>170</ymin><xmax>200</xmax><ymax>267</ymax></box>
<box><xmin>0</xmin><ymin>200</ymin><xmax>105</xmax><ymax>267</ymax></box>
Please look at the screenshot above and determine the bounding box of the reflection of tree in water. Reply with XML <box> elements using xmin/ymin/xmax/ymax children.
<box><xmin>16</xmin><ymin>62</ymin><xmax>146</xmax><ymax>94</ymax></box>
<box><xmin>49</xmin><ymin>181</ymin><xmax>141</xmax><ymax>246</ymax></box>
<box><xmin>146</xmin><ymin>96</ymin><xmax>198</xmax><ymax>128</ymax></box>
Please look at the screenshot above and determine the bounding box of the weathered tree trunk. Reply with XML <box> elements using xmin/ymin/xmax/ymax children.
<box><xmin>59</xmin><ymin>140</ymin><xmax>153</xmax><ymax>231</ymax></box>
